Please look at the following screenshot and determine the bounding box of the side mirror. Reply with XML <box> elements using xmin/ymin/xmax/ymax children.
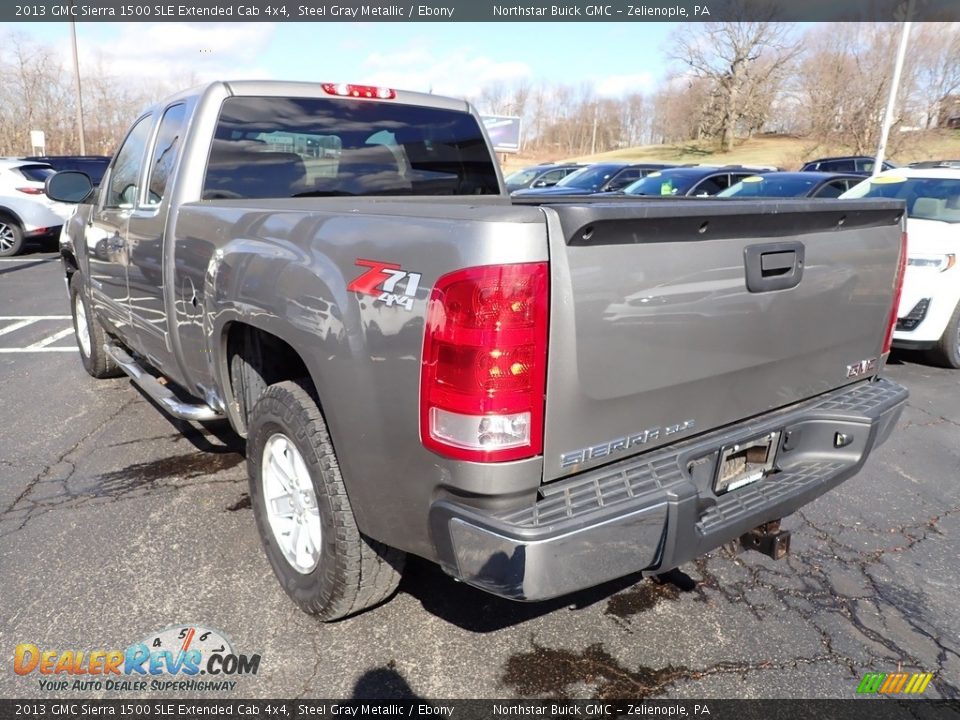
<box><xmin>532</xmin><ymin>180</ymin><xmax>548</xmax><ymax>188</ymax></box>
<box><xmin>46</xmin><ymin>171</ymin><xmax>94</xmax><ymax>203</ymax></box>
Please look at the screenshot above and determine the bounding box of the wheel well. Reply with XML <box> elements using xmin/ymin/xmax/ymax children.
<box><xmin>226</xmin><ymin>323</ymin><xmax>312</xmax><ymax>434</ymax></box>
<box><xmin>61</xmin><ymin>249</ymin><xmax>79</xmax><ymax>279</ymax></box>
<box><xmin>0</xmin><ymin>207</ymin><xmax>23</xmax><ymax>227</ymax></box>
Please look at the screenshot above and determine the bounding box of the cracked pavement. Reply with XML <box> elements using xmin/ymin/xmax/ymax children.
<box><xmin>1</xmin><ymin>253</ymin><xmax>958</xmax><ymax>700</ymax></box>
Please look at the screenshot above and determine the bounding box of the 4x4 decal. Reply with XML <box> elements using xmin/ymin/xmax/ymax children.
<box><xmin>347</xmin><ymin>259</ymin><xmax>422</xmax><ymax>311</ymax></box>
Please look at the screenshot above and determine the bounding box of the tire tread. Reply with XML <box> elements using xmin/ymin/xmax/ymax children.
<box><xmin>249</xmin><ymin>379</ymin><xmax>404</xmax><ymax>621</ymax></box>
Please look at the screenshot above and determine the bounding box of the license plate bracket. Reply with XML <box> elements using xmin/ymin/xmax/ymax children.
<box><xmin>713</xmin><ymin>431</ymin><xmax>781</xmax><ymax>495</ymax></box>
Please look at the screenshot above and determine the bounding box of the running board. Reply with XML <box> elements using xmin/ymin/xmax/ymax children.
<box><xmin>104</xmin><ymin>344</ymin><xmax>223</xmax><ymax>422</ymax></box>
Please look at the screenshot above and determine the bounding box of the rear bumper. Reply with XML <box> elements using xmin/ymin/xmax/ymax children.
<box><xmin>430</xmin><ymin>377</ymin><xmax>908</xmax><ymax>601</ymax></box>
<box><xmin>892</xmin><ymin>339</ymin><xmax>936</xmax><ymax>351</ymax></box>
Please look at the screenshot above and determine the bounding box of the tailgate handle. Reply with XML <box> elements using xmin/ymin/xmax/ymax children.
<box><xmin>744</xmin><ymin>241</ymin><xmax>805</xmax><ymax>292</ymax></box>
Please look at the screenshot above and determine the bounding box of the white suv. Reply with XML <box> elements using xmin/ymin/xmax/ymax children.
<box><xmin>0</xmin><ymin>159</ymin><xmax>76</xmax><ymax>256</ymax></box>
<box><xmin>842</xmin><ymin>166</ymin><xmax>960</xmax><ymax>367</ymax></box>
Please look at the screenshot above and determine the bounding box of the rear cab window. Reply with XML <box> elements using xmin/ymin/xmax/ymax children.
<box><xmin>16</xmin><ymin>164</ymin><xmax>55</xmax><ymax>183</ymax></box>
<box><xmin>203</xmin><ymin>96</ymin><xmax>500</xmax><ymax>199</ymax></box>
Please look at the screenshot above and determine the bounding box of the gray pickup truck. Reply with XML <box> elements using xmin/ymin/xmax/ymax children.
<box><xmin>48</xmin><ymin>80</ymin><xmax>909</xmax><ymax>621</ymax></box>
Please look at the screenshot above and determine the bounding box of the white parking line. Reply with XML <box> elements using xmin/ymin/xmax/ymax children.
<box><xmin>0</xmin><ymin>315</ymin><xmax>70</xmax><ymax>320</ymax></box>
<box><xmin>0</xmin><ymin>315</ymin><xmax>71</xmax><ymax>320</ymax></box>
<box><xmin>0</xmin><ymin>319</ymin><xmax>37</xmax><ymax>337</ymax></box>
<box><xmin>27</xmin><ymin>327</ymin><xmax>75</xmax><ymax>349</ymax></box>
<box><xmin>0</xmin><ymin>347</ymin><xmax>77</xmax><ymax>353</ymax></box>
<box><xmin>0</xmin><ymin>316</ymin><xmax>77</xmax><ymax>353</ymax></box>
<box><xmin>0</xmin><ymin>258</ymin><xmax>57</xmax><ymax>263</ymax></box>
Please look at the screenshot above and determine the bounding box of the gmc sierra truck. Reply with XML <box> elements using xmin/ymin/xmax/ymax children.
<box><xmin>48</xmin><ymin>80</ymin><xmax>909</xmax><ymax>621</ymax></box>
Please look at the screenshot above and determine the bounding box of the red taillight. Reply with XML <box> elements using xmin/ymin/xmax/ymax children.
<box><xmin>420</xmin><ymin>262</ymin><xmax>549</xmax><ymax>462</ymax></box>
<box><xmin>321</xmin><ymin>82</ymin><xmax>396</xmax><ymax>100</ymax></box>
<box><xmin>883</xmin><ymin>230</ymin><xmax>908</xmax><ymax>354</ymax></box>
<box><xmin>16</xmin><ymin>187</ymin><xmax>43</xmax><ymax>195</ymax></box>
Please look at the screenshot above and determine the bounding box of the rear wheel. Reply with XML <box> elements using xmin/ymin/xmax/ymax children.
<box><xmin>927</xmin><ymin>301</ymin><xmax>960</xmax><ymax>369</ymax></box>
<box><xmin>247</xmin><ymin>379</ymin><xmax>405</xmax><ymax>620</ymax></box>
<box><xmin>69</xmin><ymin>273</ymin><xmax>122</xmax><ymax>378</ymax></box>
<box><xmin>0</xmin><ymin>215</ymin><xmax>24</xmax><ymax>257</ymax></box>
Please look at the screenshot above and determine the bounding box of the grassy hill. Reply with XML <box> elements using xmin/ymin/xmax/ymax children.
<box><xmin>501</xmin><ymin>131</ymin><xmax>960</xmax><ymax>174</ymax></box>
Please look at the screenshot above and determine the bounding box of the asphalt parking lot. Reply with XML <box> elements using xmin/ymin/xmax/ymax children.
<box><xmin>1</xmin><ymin>249</ymin><xmax>958</xmax><ymax>701</ymax></box>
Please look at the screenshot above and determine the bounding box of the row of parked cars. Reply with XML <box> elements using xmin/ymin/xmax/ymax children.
<box><xmin>508</xmin><ymin>155</ymin><xmax>960</xmax><ymax>369</ymax></box>
<box><xmin>5</xmin><ymin>148</ymin><xmax>958</xmax><ymax>371</ymax></box>
<box><xmin>0</xmin><ymin>155</ymin><xmax>110</xmax><ymax>257</ymax></box>
<box><xmin>506</xmin><ymin>155</ymin><xmax>900</xmax><ymax>197</ymax></box>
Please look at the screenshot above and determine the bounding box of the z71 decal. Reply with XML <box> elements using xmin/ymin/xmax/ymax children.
<box><xmin>347</xmin><ymin>259</ymin><xmax>422</xmax><ymax>311</ymax></box>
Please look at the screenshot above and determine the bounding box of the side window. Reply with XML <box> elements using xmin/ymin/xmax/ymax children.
<box><xmin>820</xmin><ymin>180</ymin><xmax>855</xmax><ymax>198</ymax></box>
<box><xmin>106</xmin><ymin>116</ymin><xmax>153</xmax><ymax>208</ymax></box>
<box><xmin>826</xmin><ymin>159</ymin><xmax>856</xmax><ymax>172</ymax></box>
<box><xmin>692</xmin><ymin>176</ymin><xmax>725</xmax><ymax>196</ymax></box>
<box><xmin>815</xmin><ymin>181</ymin><xmax>844</xmax><ymax>198</ymax></box>
<box><xmin>146</xmin><ymin>104</ymin><xmax>187</xmax><ymax>206</ymax></box>
<box><xmin>539</xmin><ymin>169</ymin><xmax>566</xmax><ymax>185</ymax></box>
<box><xmin>607</xmin><ymin>168</ymin><xmax>642</xmax><ymax>191</ymax></box>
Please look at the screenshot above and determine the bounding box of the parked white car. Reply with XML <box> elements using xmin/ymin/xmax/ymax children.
<box><xmin>0</xmin><ymin>159</ymin><xmax>76</xmax><ymax>256</ymax></box>
<box><xmin>842</xmin><ymin>166</ymin><xmax>960</xmax><ymax>367</ymax></box>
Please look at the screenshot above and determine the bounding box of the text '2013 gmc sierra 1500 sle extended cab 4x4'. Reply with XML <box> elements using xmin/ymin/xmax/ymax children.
<box><xmin>47</xmin><ymin>80</ymin><xmax>909</xmax><ymax>621</ymax></box>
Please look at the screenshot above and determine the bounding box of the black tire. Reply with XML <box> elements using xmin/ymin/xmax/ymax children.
<box><xmin>0</xmin><ymin>214</ymin><xmax>24</xmax><ymax>257</ymax></box>
<box><xmin>247</xmin><ymin>379</ymin><xmax>405</xmax><ymax>620</ymax></box>
<box><xmin>69</xmin><ymin>272</ymin><xmax>123</xmax><ymax>378</ymax></box>
<box><xmin>927</xmin><ymin>301</ymin><xmax>960</xmax><ymax>369</ymax></box>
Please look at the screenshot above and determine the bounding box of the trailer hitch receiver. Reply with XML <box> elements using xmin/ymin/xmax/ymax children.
<box><xmin>740</xmin><ymin>519</ymin><xmax>791</xmax><ymax>560</ymax></box>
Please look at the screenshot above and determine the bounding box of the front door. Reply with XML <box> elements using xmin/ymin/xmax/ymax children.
<box><xmin>84</xmin><ymin>115</ymin><xmax>154</xmax><ymax>337</ymax></box>
<box><xmin>126</xmin><ymin>103</ymin><xmax>188</xmax><ymax>369</ymax></box>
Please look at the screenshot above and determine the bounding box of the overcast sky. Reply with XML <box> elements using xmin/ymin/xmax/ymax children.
<box><xmin>4</xmin><ymin>21</ymin><xmax>679</xmax><ymax>102</ymax></box>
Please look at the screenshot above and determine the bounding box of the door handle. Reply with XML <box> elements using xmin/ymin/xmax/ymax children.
<box><xmin>744</xmin><ymin>241</ymin><xmax>805</xmax><ymax>292</ymax></box>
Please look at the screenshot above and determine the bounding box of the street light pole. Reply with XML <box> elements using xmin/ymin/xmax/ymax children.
<box><xmin>69</xmin><ymin>15</ymin><xmax>87</xmax><ymax>155</ymax></box>
<box><xmin>873</xmin><ymin>6</ymin><xmax>914</xmax><ymax>175</ymax></box>
<box><xmin>590</xmin><ymin>102</ymin><xmax>598</xmax><ymax>156</ymax></box>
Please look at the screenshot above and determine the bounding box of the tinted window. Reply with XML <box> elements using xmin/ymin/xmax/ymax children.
<box><xmin>719</xmin><ymin>175</ymin><xmax>819</xmax><ymax>197</ymax></box>
<box><xmin>147</xmin><ymin>104</ymin><xmax>187</xmax><ymax>206</ymax></box>
<box><xmin>203</xmin><ymin>96</ymin><xmax>499</xmax><ymax>199</ymax></box>
<box><xmin>16</xmin><ymin>164</ymin><xmax>55</xmax><ymax>182</ymax></box>
<box><xmin>555</xmin><ymin>165</ymin><xmax>621</xmax><ymax>191</ymax></box>
<box><xmin>823</xmin><ymin>160</ymin><xmax>856</xmax><ymax>172</ymax></box>
<box><xmin>813</xmin><ymin>180</ymin><xmax>847</xmax><ymax>198</ymax></box>
<box><xmin>605</xmin><ymin>168</ymin><xmax>644</xmax><ymax>191</ymax></box>
<box><xmin>539</xmin><ymin>169</ymin><xmax>566</xmax><ymax>184</ymax></box>
<box><xmin>690</xmin><ymin>176</ymin><xmax>725</xmax><ymax>195</ymax></box>
<box><xmin>106</xmin><ymin>115</ymin><xmax>154</xmax><ymax>208</ymax></box>
<box><xmin>623</xmin><ymin>171</ymin><xmax>700</xmax><ymax>196</ymax></box>
<box><xmin>505</xmin><ymin>168</ymin><xmax>540</xmax><ymax>187</ymax></box>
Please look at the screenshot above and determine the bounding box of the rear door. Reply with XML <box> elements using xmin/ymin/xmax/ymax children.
<box><xmin>535</xmin><ymin>198</ymin><xmax>904</xmax><ymax>480</ymax></box>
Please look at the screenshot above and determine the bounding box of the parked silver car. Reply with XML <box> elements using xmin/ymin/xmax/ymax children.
<box><xmin>0</xmin><ymin>159</ymin><xmax>75</xmax><ymax>256</ymax></box>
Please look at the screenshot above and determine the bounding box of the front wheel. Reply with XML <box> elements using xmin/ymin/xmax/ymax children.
<box><xmin>927</xmin><ymin>300</ymin><xmax>960</xmax><ymax>369</ymax></box>
<box><xmin>0</xmin><ymin>215</ymin><xmax>24</xmax><ymax>257</ymax></box>
<box><xmin>69</xmin><ymin>273</ymin><xmax>122</xmax><ymax>378</ymax></box>
<box><xmin>247</xmin><ymin>379</ymin><xmax>405</xmax><ymax>620</ymax></box>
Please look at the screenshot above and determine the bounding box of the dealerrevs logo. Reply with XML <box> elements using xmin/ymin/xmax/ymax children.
<box><xmin>14</xmin><ymin>625</ymin><xmax>261</xmax><ymax>692</ymax></box>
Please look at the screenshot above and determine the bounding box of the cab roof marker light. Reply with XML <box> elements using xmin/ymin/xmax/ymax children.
<box><xmin>321</xmin><ymin>83</ymin><xmax>396</xmax><ymax>100</ymax></box>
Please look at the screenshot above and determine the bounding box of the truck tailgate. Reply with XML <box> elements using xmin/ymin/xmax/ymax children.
<box><xmin>529</xmin><ymin>198</ymin><xmax>905</xmax><ymax>481</ymax></box>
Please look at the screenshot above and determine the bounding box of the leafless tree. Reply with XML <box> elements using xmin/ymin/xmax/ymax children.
<box><xmin>670</xmin><ymin>14</ymin><xmax>800</xmax><ymax>150</ymax></box>
<box><xmin>910</xmin><ymin>23</ymin><xmax>960</xmax><ymax>128</ymax></box>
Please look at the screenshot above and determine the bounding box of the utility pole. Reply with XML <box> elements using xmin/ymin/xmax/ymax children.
<box><xmin>874</xmin><ymin>4</ymin><xmax>914</xmax><ymax>175</ymax></box>
<box><xmin>69</xmin><ymin>14</ymin><xmax>87</xmax><ymax>155</ymax></box>
<box><xmin>590</xmin><ymin>102</ymin><xmax>599</xmax><ymax>156</ymax></box>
